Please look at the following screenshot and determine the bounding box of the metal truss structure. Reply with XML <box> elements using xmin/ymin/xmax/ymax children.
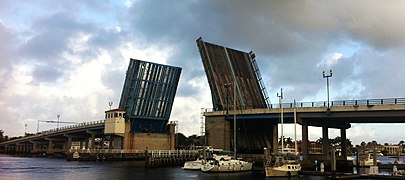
<box><xmin>119</xmin><ymin>59</ymin><xmax>182</xmax><ymax>133</ymax></box>
<box><xmin>196</xmin><ymin>38</ymin><xmax>270</xmax><ymax>111</ymax></box>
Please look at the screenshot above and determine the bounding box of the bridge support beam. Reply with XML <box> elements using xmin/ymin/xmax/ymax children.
<box><xmin>341</xmin><ymin>127</ymin><xmax>347</xmax><ymax>157</ymax></box>
<box><xmin>301</xmin><ymin>123</ymin><xmax>312</xmax><ymax>169</ymax></box>
<box><xmin>272</xmin><ymin>124</ymin><xmax>278</xmax><ymax>153</ymax></box>
<box><xmin>90</xmin><ymin>133</ymin><xmax>95</xmax><ymax>149</ymax></box>
<box><xmin>322</xmin><ymin>126</ymin><xmax>329</xmax><ymax>157</ymax></box>
<box><xmin>48</xmin><ymin>140</ymin><xmax>53</xmax><ymax>152</ymax></box>
<box><xmin>65</xmin><ymin>136</ymin><xmax>72</xmax><ymax>151</ymax></box>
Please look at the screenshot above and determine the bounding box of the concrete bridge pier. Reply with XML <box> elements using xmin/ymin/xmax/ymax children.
<box><xmin>301</xmin><ymin>120</ymin><xmax>350</xmax><ymax>172</ymax></box>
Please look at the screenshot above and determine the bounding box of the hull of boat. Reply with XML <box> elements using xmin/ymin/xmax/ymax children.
<box><xmin>265</xmin><ymin>167</ymin><xmax>299</xmax><ymax>177</ymax></box>
<box><xmin>201</xmin><ymin>161</ymin><xmax>252</xmax><ymax>172</ymax></box>
<box><xmin>264</xmin><ymin>164</ymin><xmax>301</xmax><ymax>177</ymax></box>
<box><xmin>182</xmin><ymin>160</ymin><xmax>204</xmax><ymax>170</ymax></box>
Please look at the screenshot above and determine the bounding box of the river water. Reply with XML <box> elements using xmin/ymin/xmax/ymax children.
<box><xmin>0</xmin><ymin>155</ymin><xmax>330</xmax><ymax>180</ymax></box>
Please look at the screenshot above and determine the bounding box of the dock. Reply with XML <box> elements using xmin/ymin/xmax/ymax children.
<box><xmin>66</xmin><ymin>149</ymin><xmax>199</xmax><ymax>168</ymax></box>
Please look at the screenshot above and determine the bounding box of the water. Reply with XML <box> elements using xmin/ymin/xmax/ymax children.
<box><xmin>0</xmin><ymin>155</ymin><xmax>328</xmax><ymax>180</ymax></box>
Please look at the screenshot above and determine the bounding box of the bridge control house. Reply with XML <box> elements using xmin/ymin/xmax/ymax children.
<box><xmin>104</xmin><ymin>108</ymin><xmax>176</xmax><ymax>150</ymax></box>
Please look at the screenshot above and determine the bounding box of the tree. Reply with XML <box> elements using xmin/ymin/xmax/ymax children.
<box><xmin>0</xmin><ymin>130</ymin><xmax>4</xmax><ymax>142</ymax></box>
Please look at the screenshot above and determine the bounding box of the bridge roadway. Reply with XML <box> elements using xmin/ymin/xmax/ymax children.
<box><xmin>203</xmin><ymin>98</ymin><xmax>405</xmax><ymax>170</ymax></box>
<box><xmin>0</xmin><ymin>120</ymin><xmax>105</xmax><ymax>156</ymax></box>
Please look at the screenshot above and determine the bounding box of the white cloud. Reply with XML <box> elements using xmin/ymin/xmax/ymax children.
<box><xmin>317</xmin><ymin>52</ymin><xmax>343</xmax><ymax>68</ymax></box>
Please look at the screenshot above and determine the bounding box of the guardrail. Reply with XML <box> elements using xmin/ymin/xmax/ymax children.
<box><xmin>68</xmin><ymin>149</ymin><xmax>199</xmax><ymax>157</ymax></box>
<box><xmin>1</xmin><ymin>120</ymin><xmax>105</xmax><ymax>144</ymax></box>
<box><xmin>204</xmin><ymin>98</ymin><xmax>405</xmax><ymax>112</ymax></box>
<box><xmin>69</xmin><ymin>149</ymin><xmax>145</xmax><ymax>154</ymax></box>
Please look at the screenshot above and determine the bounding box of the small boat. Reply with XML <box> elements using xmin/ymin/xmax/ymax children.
<box><xmin>182</xmin><ymin>147</ymin><xmax>232</xmax><ymax>170</ymax></box>
<box><xmin>72</xmin><ymin>151</ymin><xmax>80</xmax><ymax>159</ymax></box>
<box><xmin>359</xmin><ymin>152</ymin><xmax>380</xmax><ymax>166</ymax></box>
<box><xmin>264</xmin><ymin>153</ymin><xmax>301</xmax><ymax>177</ymax></box>
<box><xmin>200</xmin><ymin>157</ymin><xmax>253</xmax><ymax>172</ymax></box>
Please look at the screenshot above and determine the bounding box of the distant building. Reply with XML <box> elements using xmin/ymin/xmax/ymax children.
<box><xmin>382</xmin><ymin>145</ymin><xmax>404</xmax><ymax>156</ymax></box>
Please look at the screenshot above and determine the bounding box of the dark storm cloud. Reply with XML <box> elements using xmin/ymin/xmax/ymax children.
<box><xmin>17</xmin><ymin>11</ymin><xmax>129</xmax><ymax>85</ymax></box>
<box><xmin>128</xmin><ymin>0</ymin><xmax>405</xmax><ymax>102</ymax></box>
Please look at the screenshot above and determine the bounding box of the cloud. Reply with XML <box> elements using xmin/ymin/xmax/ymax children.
<box><xmin>1</xmin><ymin>0</ymin><xmax>405</xmax><ymax>145</ymax></box>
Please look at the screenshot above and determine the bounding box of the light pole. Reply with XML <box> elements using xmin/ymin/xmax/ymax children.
<box><xmin>323</xmin><ymin>70</ymin><xmax>333</xmax><ymax>110</ymax></box>
<box><xmin>277</xmin><ymin>88</ymin><xmax>284</xmax><ymax>150</ymax></box>
<box><xmin>24</xmin><ymin>123</ymin><xmax>27</xmax><ymax>136</ymax></box>
<box><xmin>57</xmin><ymin>114</ymin><xmax>60</xmax><ymax>131</ymax></box>
<box><xmin>109</xmin><ymin>102</ymin><xmax>113</xmax><ymax>110</ymax></box>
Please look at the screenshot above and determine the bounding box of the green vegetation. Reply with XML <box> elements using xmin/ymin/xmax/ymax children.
<box><xmin>0</xmin><ymin>130</ymin><xmax>9</xmax><ymax>142</ymax></box>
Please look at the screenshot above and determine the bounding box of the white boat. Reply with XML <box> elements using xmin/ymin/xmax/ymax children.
<box><xmin>182</xmin><ymin>148</ymin><xmax>232</xmax><ymax>170</ymax></box>
<box><xmin>265</xmin><ymin>154</ymin><xmax>301</xmax><ymax>177</ymax></box>
<box><xmin>201</xmin><ymin>158</ymin><xmax>253</xmax><ymax>172</ymax></box>
<box><xmin>360</xmin><ymin>152</ymin><xmax>380</xmax><ymax>166</ymax></box>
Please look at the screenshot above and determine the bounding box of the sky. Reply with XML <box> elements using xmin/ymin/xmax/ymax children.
<box><xmin>1</xmin><ymin>0</ymin><xmax>405</xmax><ymax>145</ymax></box>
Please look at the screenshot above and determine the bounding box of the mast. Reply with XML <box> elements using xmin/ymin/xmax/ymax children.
<box><xmin>233</xmin><ymin>81</ymin><xmax>237</xmax><ymax>159</ymax></box>
<box><xmin>277</xmin><ymin>88</ymin><xmax>284</xmax><ymax>151</ymax></box>
<box><xmin>294</xmin><ymin>100</ymin><xmax>298</xmax><ymax>155</ymax></box>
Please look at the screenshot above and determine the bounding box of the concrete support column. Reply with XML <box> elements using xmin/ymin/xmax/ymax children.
<box><xmin>65</xmin><ymin>137</ymin><xmax>72</xmax><ymax>151</ymax></box>
<box><xmin>32</xmin><ymin>143</ymin><xmax>37</xmax><ymax>152</ymax></box>
<box><xmin>23</xmin><ymin>144</ymin><xmax>27</xmax><ymax>153</ymax></box>
<box><xmin>90</xmin><ymin>133</ymin><xmax>95</xmax><ymax>149</ymax></box>
<box><xmin>85</xmin><ymin>139</ymin><xmax>89</xmax><ymax>149</ymax></box>
<box><xmin>302</xmin><ymin>123</ymin><xmax>309</xmax><ymax>161</ymax></box>
<box><xmin>101</xmin><ymin>137</ymin><xmax>105</xmax><ymax>150</ymax></box>
<box><xmin>16</xmin><ymin>144</ymin><xmax>20</xmax><ymax>153</ymax></box>
<box><xmin>322</xmin><ymin>126</ymin><xmax>329</xmax><ymax>157</ymax></box>
<box><xmin>48</xmin><ymin>140</ymin><xmax>53</xmax><ymax>151</ymax></box>
<box><xmin>272</xmin><ymin>124</ymin><xmax>278</xmax><ymax>153</ymax></box>
<box><xmin>341</xmin><ymin>127</ymin><xmax>347</xmax><ymax>157</ymax></box>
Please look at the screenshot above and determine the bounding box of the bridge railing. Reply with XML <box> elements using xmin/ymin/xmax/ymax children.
<box><xmin>68</xmin><ymin>149</ymin><xmax>200</xmax><ymax>157</ymax></box>
<box><xmin>1</xmin><ymin>120</ymin><xmax>105</xmax><ymax>144</ymax></box>
<box><xmin>69</xmin><ymin>149</ymin><xmax>145</xmax><ymax>154</ymax></box>
<box><xmin>204</xmin><ymin>98</ymin><xmax>405</xmax><ymax>112</ymax></box>
<box><xmin>40</xmin><ymin>120</ymin><xmax>105</xmax><ymax>134</ymax></box>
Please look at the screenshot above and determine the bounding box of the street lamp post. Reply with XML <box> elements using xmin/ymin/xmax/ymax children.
<box><xmin>109</xmin><ymin>102</ymin><xmax>113</xmax><ymax>110</ymax></box>
<box><xmin>277</xmin><ymin>88</ymin><xmax>284</xmax><ymax>150</ymax></box>
<box><xmin>323</xmin><ymin>70</ymin><xmax>333</xmax><ymax>110</ymax></box>
<box><xmin>57</xmin><ymin>114</ymin><xmax>60</xmax><ymax>131</ymax></box>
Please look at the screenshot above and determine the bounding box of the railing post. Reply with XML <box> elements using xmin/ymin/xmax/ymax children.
<box><xmin>343</xmin><ymin>101</ymin><xmax>345</xmax><ymax>106</ymax></box>
<box><xmin>367</xmin><ymin>100</ymin><xmax>369</xmax><ymax>106</ymax></box>
<box><xmin>381</xmin><ymin>99</ymin><xmax>383</xmax><ymax>105</ymax></box>
<box><xmin>395</xmin><ymin>98</ymin><xmax>397</xmax><ymax>104</ymax></box>
<box><xmin>312</xmin><ymin>102</ymin><xmax>314</xmax><ymax>107</ymax></box>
